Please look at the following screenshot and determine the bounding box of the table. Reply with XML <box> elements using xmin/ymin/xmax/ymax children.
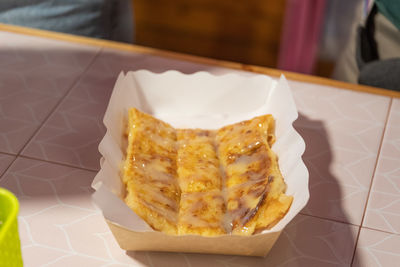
<box><xmin>1</xmin><ymin>23</ymin><xmax>399</xmax><ymax>267</ymax></box>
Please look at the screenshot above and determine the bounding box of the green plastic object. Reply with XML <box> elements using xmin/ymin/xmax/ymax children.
<box><xmin>0</xmin><ymin>187</ymin><xmax>23</xmax><ymax>267</ymax></box>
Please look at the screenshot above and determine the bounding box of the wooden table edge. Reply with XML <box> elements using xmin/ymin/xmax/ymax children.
<box><xmin>1</xmin><ymin>23</ymin><xmax>399</xmax><ymax>98</ymax></box>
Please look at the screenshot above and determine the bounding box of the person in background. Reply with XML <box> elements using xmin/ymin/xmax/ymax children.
<box><xmin>334</xmin><ymin>0</ymin><xmax>400</xmax><ymax>90</ymax></box>
<box><xmin>0</xmin><ymin>0</ymin><xmax>134</xmax><ymax>43</ymax></box>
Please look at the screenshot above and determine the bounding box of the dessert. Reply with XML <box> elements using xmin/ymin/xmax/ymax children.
<box><xmin>217</xmin><ymin>115</ymin><xmax>292</xmax><ymax>235</ymax></box>
<box><xmin>123</xmin><ymin>108</ymin><xmax>180</xmax><ymax>235</ymax></box>
<box><xmin>122</xmin><ymin>108</ymin><xmax>292</xmax><ymax>236</ymax></box>
<box><xmin>176</xmin><ymin>129</ymin><xmax>226</xmax><ymax>236</ymax></box>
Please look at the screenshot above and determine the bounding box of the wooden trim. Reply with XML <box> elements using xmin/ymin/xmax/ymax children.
<box><xmin>1</xmin><ymin>23</ymin><xmax>399</xmax><ymax>98</ymax></box>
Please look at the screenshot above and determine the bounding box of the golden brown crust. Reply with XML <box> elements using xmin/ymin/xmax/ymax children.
<box><xmin>123</xmin><ymin>108</ymin><xmax>292</xmax><ymax>236</ymax></box>
<box><xmin>176</xmin><ymin>129</ymin><xmax>222</xmax><ymax>193</ymax></box>
<box><xmin>123</xmin><ymin>108</ymin><xmax>180</xmax><ymax>235</ymax></box>
<box><xmin>216</xmin><ymin>115</ymin><xmax>292</xmax><ymax>235</ymax></box>
<box><xmin>178</xmin><ymin>191</ymin><xmax>226</xmax><ymax>236</ymax></box>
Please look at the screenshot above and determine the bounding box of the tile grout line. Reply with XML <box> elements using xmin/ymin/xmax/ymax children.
<box><xmin>350</xmin><ymin>97</ymin><xmax>394</xmax><ymax>266</ymax></box>
<box><xmin>362</xmin><ymin>226</ymin><xmax>400</xmax><ymax>236</ymax></box>
<box><xmin>358</xmin><ymin>97</ymin><xmax>393</xmax><ymax>226</ymax></box>
<box><xmin>0</xmin><ymin>151</ymin><xmax>17</xmax><ymax>157</ymax></box>
<box><xmin>18</xmin><ymin>154</ymin><xmax>98</xmax><ymax>173</ymax></box>
<box><xmin>15</xmin><ymin>47</ymin><xmax>103</xmax><ymax>157</ymax></box>
<box><xmin>0</xmin><ymin>164</ymin><xmax>14</xmax><ymax>181</ymax></box>
<box><xmin>0</xmin><ymin>47</ymin><xmax>103</xmax><ymax>182</ymax></box>
<box><xmin>299</xmin><ymin>212</ymin><xmax>360</xmax><ymax>227</ymax></box>
<box><xmin>0</xmin><ymin>155</ymin><xmax>18</xmax><ymax>181</ymax></box>
<box><xmin>0</xmin><ymin>152</ymin><xmax>19</xmax><ymax>178</ymax></box>
<box><xmin>350</xmin><ymin>227</ymin><xmax>362</xmax><ymax>267</ymax></box>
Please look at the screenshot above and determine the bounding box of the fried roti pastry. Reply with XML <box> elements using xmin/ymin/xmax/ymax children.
<box><xmin>123</xmin><ymin>108</ymin><xmax>180</xmax><ymax>235</ymax></box>
<box><xmin>123</xmin><ymin>108</ymin><xmax>292</xmax><ymax>236</ymax></box>
<box><xmin>216</xmin><ymin>115</ymin><xmax>293</xmax><ymax>235</ymax></box>
<box><xmin>176</xmin><ymin>129</ymin><xmax>221</xmax><ymax>193</ymax></box>
<box><xmin>176</xmin><ymin>129</ymin><xmax>226</xmax><ymax>236</ymax></box>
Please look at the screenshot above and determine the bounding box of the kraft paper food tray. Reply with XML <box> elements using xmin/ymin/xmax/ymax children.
<box><xmin>92</xmin><ymin>70</ymin><xmax>309</xmax><ymax>257</ymax></box>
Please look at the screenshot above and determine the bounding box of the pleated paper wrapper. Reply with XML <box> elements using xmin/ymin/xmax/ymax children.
<box><xmin>92</xmin><ymin>70</ymin><xmax>309</xmax><ymax>256</ymax></box>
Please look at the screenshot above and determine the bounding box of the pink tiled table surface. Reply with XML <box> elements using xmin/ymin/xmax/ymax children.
<box><xmin>0</xmin><ymin>30</ymin><xmax>399</xmax><ymax>266</ymax></box>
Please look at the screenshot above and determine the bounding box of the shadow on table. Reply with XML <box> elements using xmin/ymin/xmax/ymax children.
<box><xmin>126</xmin><ymin>113</ymin><xmax>362</xmax><ymax>267</ymax></box>
<box><xmin>294</xmin><ymin>113</ymin><xmax>362</xmax><ymax>267</ymax></box>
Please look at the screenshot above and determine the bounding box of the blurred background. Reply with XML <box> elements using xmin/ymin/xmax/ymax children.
<box><xmin>133</xmin><ymin>0</ymin><xmax>361</xmax><ymax>78</ymax></box>
<box><xmin>0</xmin><ymin>0</ymin><xmax>362</xmax><ymax>79</ymax></box>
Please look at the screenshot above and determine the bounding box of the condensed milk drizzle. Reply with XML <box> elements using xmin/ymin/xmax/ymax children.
<box><xmin>128</xmin><ymin>111</ymin><xmax>277</xmax><ymax>235</ymax></box>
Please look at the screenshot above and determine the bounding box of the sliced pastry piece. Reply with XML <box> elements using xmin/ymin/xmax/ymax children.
<box><xmin>123</xmin><ymin>108</ymin><xmax>180</xmax><ymax>235</ymax></box>
<box><xmin>216</xmin><ymin>115</ymin><xmax>292</xmax><ymax>235</ymax></box>
<box><xmin>176</xmin><ymin>129</ymin><xmax>222</xmax><ymax>193</ymax></box>
<box><xmin>176</xmin><ymin>129</ymin><xmax>226</xmax><ymax>235</ymax></box>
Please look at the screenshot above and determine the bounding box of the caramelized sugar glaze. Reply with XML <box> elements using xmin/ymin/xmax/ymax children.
<box><xmin>123</xmin><ymin>108</ymin><xmax>293</xmax><ymax>236</ymax></box>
